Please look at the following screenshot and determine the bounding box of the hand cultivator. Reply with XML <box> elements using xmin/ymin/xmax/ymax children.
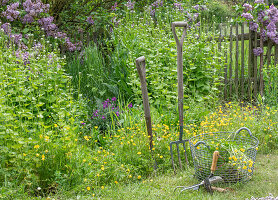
<box><xmin>175</xmin><ymin>151</ymin><xmax>225</xmax><ymax>194</ymax></box>
<box><xmin>170</xmin><ymin>21</ymin><xmax>189</xmax><ymax>173</ymax></box>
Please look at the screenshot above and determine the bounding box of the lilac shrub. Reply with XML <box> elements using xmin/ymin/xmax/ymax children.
<box><xmin>238</xmin><ymin>1</ymin><xmax>278</xmax><ymax>55</ymax></box>
<box><xmin>0</xmin><ymin>0</ymin><xmax>81</xmax><ymax>52</ymax></box>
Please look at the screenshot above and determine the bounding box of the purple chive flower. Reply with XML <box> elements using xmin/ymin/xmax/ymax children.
<box><xmin>87</xmin><ymin>16</ymin><xmax>94</xmax><ymax>25</ymax></box>
<box><xmin>102</xmin><ymin>116</ymin><xmax>106</xmax><ymax>120</ymax></box>
<box><xmin>10</xmin><ymin>33</ymin><xmax>22</xmax><ymax>44</ymax></box>
<box><xmin>241</xmin><ymin>13</ymin><xmax>253</xmax><ymax>20</ymax></box>
<box><xmin>128</xmin><ymin>103</ymin><xmax>133</xmax><ymax>108</ymax></box>
<box><xmin>200</xmin><ymin>5</ymin><xmax>207</xmax><ymax>11</ymax></box>
<box><xmin>150</xmin><ymin>8</ymin><xmax>156</xmax><ymax>16</ymax></box>
<box><xmin>112</xmin><ymin>97</ymin><xmax>117</xmax><ymax>101</ymax></box>
<box><xmin>111</xmin><ymin>2</ymin><xmax>118</xmax><ymax>11</ymax></box>
<box><xmin>174</xmin><ymin>3</ymin><xmax>183</xmax><ymax>12</ymax></box>
<box><xmin>81</xmin><ymin>122</ymin><xmax>85</xmax><ymax>125</ymax></box>
<box><xmin>116</xmin><ymin>111</ymin><xmax>120</xmax><ymax>117</ymax></box>
<box><xmin>196</xmin><ymin>22</ymin><xmax>200</xmax><ymax>27</ymax></box>
<box><xmin>243</xmin><ymin>3</ymin><xmax>252</xmax><ymax>12</ymax></box>
<box><xmin>1</xmin><ymin>23</ymin><xmax>11</xmax><ymax>35</ymax></box>
<box><xmin>193</xmin><ymin>13</ymin><xmax>199</xmax><ymax>21</ymax></box>
<box><xmin>193</xmin><ymin>5</ymin><xmax>199</xmax><ymax>10</ymax></box>
<box><xmin>126</xmin><ymin>0</ymin><xmax>135</xmax><ymax>10</ymax></box>
<box><xmin>254</xmin><ymin>0</ymin><xmax>264</xmax><ymax>3</ymax></box>
<box><xmin>253</xmin><ymin>47</ymin><xmax>263</xmax><ymax>56</ymax></box>
<box><xmin>249</xmin><ymin>21</ymin><xmax>258</xmax><ymax>32</ymax></box>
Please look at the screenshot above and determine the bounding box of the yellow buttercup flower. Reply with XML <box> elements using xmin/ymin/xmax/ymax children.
<box><xmin>87</xmin><ymin>187</ymin><xmax>90</xmax><ymax>191</ymax></box>
<box><xmin>137</xmin><ymin>152</ymin><xmax>141</xmax><ymax>155</ymax></box>
<box><xmin>34</xmin><ymin>145</ymin><xmax>40</xmax><ymax>149</ymax></box>
<box><xmin>137</xmin><ymin>175</ymin><xmax>141</xmax><ymax>179</ymax></box>
<box><xmin>42</xmin><ymin>154</ymin><xmax>45</xmax><ymax>161</ymax></box>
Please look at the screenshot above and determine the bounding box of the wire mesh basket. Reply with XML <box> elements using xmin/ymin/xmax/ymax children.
<box><xmin>189</xmin><ymin>127</ymin><xmax>259</xmax><ymax>183</ymax></box>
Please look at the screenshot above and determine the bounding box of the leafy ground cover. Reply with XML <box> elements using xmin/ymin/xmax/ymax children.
<box><xmin>2</xmin><ymin>153</ymin><xmax>277</xmax><ymax>199</ymax></box>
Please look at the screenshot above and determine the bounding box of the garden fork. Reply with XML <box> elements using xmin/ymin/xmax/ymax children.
<box><xmin>170</xmin><ymin>22</ymin><xmax>189</xmax><ymax>173</ymax></box>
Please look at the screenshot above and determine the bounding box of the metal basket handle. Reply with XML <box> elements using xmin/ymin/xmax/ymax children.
<box><xmin>235</xmin><ymin>127</ymin><xmax>253</xmax><ymax>137</ymax></box>
<box><xmin>194</xmin><ymin>141</ymin><xmax>211</xmax><ymax>150</ymax></box>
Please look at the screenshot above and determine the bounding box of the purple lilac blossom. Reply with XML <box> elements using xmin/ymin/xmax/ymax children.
<box><xmin>249</xmin><ymin>21</ymin><xmax>258</xmax><ymax>31</ymax></box>
<box><xmin>87</xmin><ymin>16</ymin><xmax>94</xmax><ymax>25</ymax></box>
<box><xmin>267</xmin><ymin>5</ymin><xmax>278</xmax><ymax>23</ymax></box>
<box><xmin>241</xmin><ymin>13</ymin><xmax>253</xmax><ymax>20</ymax></box>
<box><xmin>254</xmin><ymin>0</ymin><xmax>264</xmax><ymax>3</ymax></box>
<box><xmin>243</xmin><ymin>3</ymin><xmax>252</xmax><ymax>11</ymax></box>
<box><xmin>258</xmin><ymin>11</ymin><xmax>266</xmax><ymax>23</ymax></box>
<box><xmin>38</xmin><ymin>17</ymin><xmax>57</xmax><ymax>36</ymax></box>
<box><xmin>126</xmin><ymin>0</ymin><xmax>135</xmax><ymax>10</ymax></box>
<box><xmin>1</xmin><ymin>0</ymin><xmax>9</xmax><ymax>5</ymax></box>
<box><xmin>253</xmin><ymin>47</ymin><xmax>263</xmax><ymax>56</ymax></box>
<box><xmin>2</xmin><ymin>2</ymin><xmax>20</xmax><ymax>21</ymax></box>
<box><xmin>266</xmin><ymin>21</ymin><xmax>276</xmax><ymax>40</ymax></box>
<box><xmin>261</xmin><ymin>28</ymin><xmax>267</xmax><ymax>41</ymax></box>
<box><xmin>23</xmin><ymin>0</ymin><xmax>49</xmax><ymax>14</ymax></box>
<box><xmin>22</xmin><ymin>14</ymin><xmax>34</xmax><ymax>24</ymax></box>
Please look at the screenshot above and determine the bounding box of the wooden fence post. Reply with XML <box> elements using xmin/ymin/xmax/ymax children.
<box><xmin>229</xmin><ymin>24</ymin><xmax>233</xmax><ymax>100</ymax></box>
<box><xmin>254</xmin><ymin>31</ymin><xmax>258</xmax><ymax>98</ymax></box>
<box><xmin>235</xmin><ymin>22</ymin><xmax>239</xmax><ymax>97</ymax></box>
<box><xmin>259</xmin><ymin>29</ymin><xmax>264</xmax><ymax>97</ymax></box>
<box><xmin>224</xmin><ymin>24</ymin><xmax>228</xmax><ymax>101</ymax></box>
<box><xmin>241</xmin><ymin>22</ymin><xmax>245</xmax><ymax>100</ymax></box>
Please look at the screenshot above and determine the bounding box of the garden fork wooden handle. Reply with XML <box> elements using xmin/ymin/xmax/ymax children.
<box><xmin>135</xmin><ymin>56</ymin><xmax>154</xmax><ymax>151</ymax></box>
<box><xmin>211</xmin><ymin>151</ymin><xmax>220</xmax><ymax>173</ymax></box>
<box><xmin>172</xmin><ymin>22</ymin><xmax>187</xmax><ymax>141</ymax></box>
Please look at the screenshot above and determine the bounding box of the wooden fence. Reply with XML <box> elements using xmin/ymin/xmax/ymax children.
<box><xmin>213</xmin><ymin>22</ymin><xmax>278</xmax><ymax>101</ymax></box>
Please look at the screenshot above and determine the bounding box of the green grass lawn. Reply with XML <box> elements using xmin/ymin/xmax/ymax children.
<box><xmin>46</xmin><ymin>153</ymin><xmax>278</xmax><ymax>200</ymax></box>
